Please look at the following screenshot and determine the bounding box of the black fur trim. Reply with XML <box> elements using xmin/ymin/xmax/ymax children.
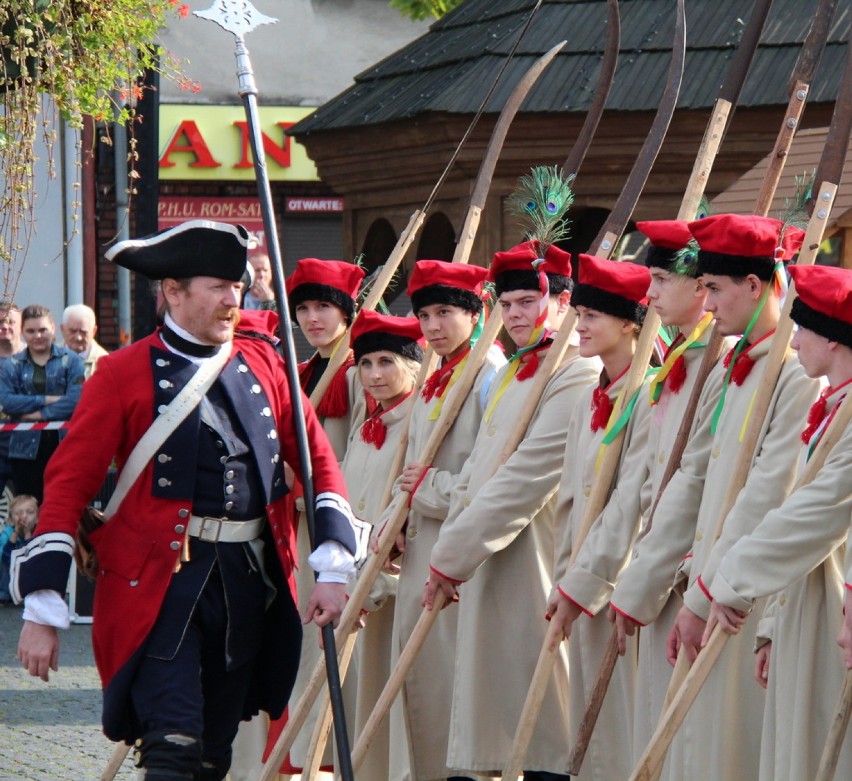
<box><xmin>646</xmin><ymin>245</ymin><xmax>679</xmax><ymax>270</ymax></box>
<box><xmin>696</xmin><ymin>251</ymin><xmax>775</xmax><ymax>281</ymax></box>
<box><xmin>494</xmin><ymin>270</ymin><xmax>573</xmax><ymax>296</ymax></box>
<box><xmin>353</xmin><ymin>332</ymin><xmax>424</xmax><ymax>363</ymax></box>
<box><xmin>572</xmin><ymin>284</ymin><xmax>648</xmax><ymax>325</ymax></box>
<box><xmin>790</xmin><ymin>297</ymin><xmax>852</xmax><ymax>348</ymax></box>
<box><xmin>410</xmin><ymin>284</ymin><xmax>483</xmax><ymax>315</ymax></box>
<box><xmin>289</xmin><ymin>283</ymin><xmax>355</xmax><ymax>319</ymax></box>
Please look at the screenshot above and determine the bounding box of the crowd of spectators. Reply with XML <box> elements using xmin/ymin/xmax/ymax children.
<box><xmin>0</xmin><ymin>302</ymin><xmax>105</xmax><ymax>603</ymax></box>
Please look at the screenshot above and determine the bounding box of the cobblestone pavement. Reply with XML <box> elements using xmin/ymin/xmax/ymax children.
<box><xmin>0</xmin><ymin>603</ymin><xmax>137</xmax><ymax>781</ymax></box>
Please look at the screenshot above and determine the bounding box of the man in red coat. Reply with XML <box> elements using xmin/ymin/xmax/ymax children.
<box><xmin>13</xmin><ymin>221</ymin><xmax>364</xmax><ymax>781</ymax></box>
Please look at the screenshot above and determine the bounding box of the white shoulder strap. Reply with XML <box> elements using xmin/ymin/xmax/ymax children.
<box><xmin>103</xmin><ymin>346</ymin><xmax>231</xmax><ymax>519</ymax></box>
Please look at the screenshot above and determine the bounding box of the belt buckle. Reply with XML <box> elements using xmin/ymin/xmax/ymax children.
<box><xmin>199</xmin><ymin>516</ymin><xmax>223</xmax><ymax>543</ymax></box>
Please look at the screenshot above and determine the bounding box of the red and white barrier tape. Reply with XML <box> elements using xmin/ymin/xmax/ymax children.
<box><xmin>0</xmin><ymin>421</ymin><xmax>69</xmax><ymax>432</ymax></box>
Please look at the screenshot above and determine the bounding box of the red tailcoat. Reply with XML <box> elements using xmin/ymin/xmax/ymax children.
<box><xmin>15</xmin><ymin>326</ymin><xmax>350</xmax><ymax>735</ymax></box>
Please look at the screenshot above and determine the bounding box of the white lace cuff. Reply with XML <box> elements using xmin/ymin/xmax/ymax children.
<box><xmin>22</xmin><ymin>590</ymin><xmax>71</xmax><ymax>629</ymax></box>
<box><xmin>308</xmin><ymin>540</ymin><xmax>355</xmax><ymax>584</ymax></box>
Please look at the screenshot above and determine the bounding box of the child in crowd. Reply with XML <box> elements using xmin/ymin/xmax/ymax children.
<box><xmin>1</xmin><ymin>495</ymin><xmax>39</xmax><ymax>601</ymax></box>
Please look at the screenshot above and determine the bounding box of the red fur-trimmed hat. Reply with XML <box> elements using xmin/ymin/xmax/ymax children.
<box><xmin>789</xmin><ymin>265</ymin><xmax>852</xmax><ymax>348</ymax></box>
<box><xmin>407</xmin><ymin>260</ymin><xmax>488</xmax><ymax>314</ymax></box>
<box><xmin>287</xmin><ymin>258</ymin><xmax>365</xmax><ymax>319</ymax></box>
<box><xmin>636</xmin><ymin>220</ymin><xmax>695</xmax><ymax>274</ymax></box>
<box><xmin>688</xmin><ymin>214</ymin><xmax>805</xmax><ymax>281</ymax></box>
<box><xmin>350</xmin><ymin>310</ymin><xmax>424</xmax><ymax>363</ymax></box>
<box><xmin>489</xmin><ymin>240</ymin><xmax>573</xmax><ymax>295</ymax></box>
<box><xmin>573</xmin><ymin>254</ymin><xmax>651</xmax><ymax>324</ymax></box>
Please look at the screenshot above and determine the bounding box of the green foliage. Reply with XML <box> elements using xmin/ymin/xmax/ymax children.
<box><xmin>389</xmin><ymin>0</ymin><xmax>463</xmax><ymax>22</ymax></box>
<box><xmin>0</xmin><ymin>0</ymin><xmax>193</xmax><ymax>281</ymax></box>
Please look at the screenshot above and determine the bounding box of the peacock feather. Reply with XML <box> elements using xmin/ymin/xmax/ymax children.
<box><xmin>507</xmin><ymin>165</ymin><xmax>575</xmax><ymax>250</ymax></box>
<box><xmin>669</xmin><ymin>196</ymin><xmax>711</xmax><ymax>277</ymax></box>
<box><xmin>779</xmin><ymin>170</ymin><xmax>815</xmax><ymax>239</ymax></box>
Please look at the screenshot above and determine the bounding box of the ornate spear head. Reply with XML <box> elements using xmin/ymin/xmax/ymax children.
<box><xmin>194</xmin><ymin>0</ymin><xmax>277</xmax><ymax>39</ymax></box>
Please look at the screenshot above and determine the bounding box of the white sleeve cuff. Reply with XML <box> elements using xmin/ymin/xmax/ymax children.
<box><xmin>22</xmin><ymin>590</ymin><xmax>71</xmax><ymax>629</ymax></box>
<box><xmin>308</xmin><ymin>540</ymin><xmax>355</xmax><ymax>583</ymax></box>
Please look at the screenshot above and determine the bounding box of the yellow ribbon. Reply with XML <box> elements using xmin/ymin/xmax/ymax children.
<box><xmin>428</xmin><ymin>354</ymin><xmax>469</xmax><ymax>421</ymax></box>
<box><xmin>648</xmin><ymin>312</ymin><xmax>713</xmax><ymax>403</ymax></box>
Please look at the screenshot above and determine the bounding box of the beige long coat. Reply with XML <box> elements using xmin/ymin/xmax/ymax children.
<box><xmin>341</xmin><ymin>393</ymin><xmax>413</xmax><ymax>781</ymax></box>
<box><xmin>554</xmin><ymin>368</ymin><xmax>652</xmax><ymax>781</ymax></box>
<box><xmin>710</xmin><ymin>398</ymin><xmax>852</xmax><ymax>781</ymax></box>
<box><xmin>385</xmin><ymin>345</ymin><xmax>506</xmax><ymax>781</ymax></box>
<box><xmin>651</xmin><ymin>339</ymin><xmax>819</xmax><ymax>780</ymax></box>
<box><xmin>608</xmin><ymin>344</ymin><xmax>726</xmax><ymax>760</ymax></box>
<box><xmin>429</xmin><ymin>345</ymin><xmax>601</xmax><ymax>774</ymax></box>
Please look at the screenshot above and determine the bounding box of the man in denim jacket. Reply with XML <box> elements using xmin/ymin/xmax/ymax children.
<box><xmin>0</xmin><ymin>304</ymin><xmax>84</xmax><ymax>501</ymax></box>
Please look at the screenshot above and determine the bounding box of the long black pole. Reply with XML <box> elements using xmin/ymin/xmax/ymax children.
<box><xmin>220</xmin><ymin>23</ymin><xmax>355</xmax><ymax>781</ymax></box>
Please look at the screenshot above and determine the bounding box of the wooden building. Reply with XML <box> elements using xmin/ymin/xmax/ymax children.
<box><xmin>290</xmin><ymin>0</ymin><xmax>849</xmax><ymax>302</ymax></box>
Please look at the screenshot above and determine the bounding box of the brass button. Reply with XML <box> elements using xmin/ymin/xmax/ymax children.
<box><xmin>357</xmin><ymin>500</ymin><xmax>366</xmax><ymax>512</ymax></box>
<box><xmin>695</xmin><ymin>531</ymin><xmax>704</xmax><ymax>542</ymax></box>
<box><xmin>174</xmin><ymin>524</ymin><xmax>185</xmax><ymax>534</ymax></box>
<box><xmin>169</xmin><ymin>541</ymin><xmax>180</xmax><ymax>550</ymax></box>
<box><xmin>407</xmin><ymin>527</ymin><xmax>417</xmax><ymax>539</ymax></box>
<box><xmin>178</xmin><ymin>508</ymin><xmax>190</xmax><ymax>518</ymax></box>
<box><xmin>711</xmin><ymin>447</ymin><xmax>720</xmax><ymax>459</ymax></box>
<box><xmin>583</xmin><ymin>486</ymin><xmax>591</xmax><ymax>497</ymax></box>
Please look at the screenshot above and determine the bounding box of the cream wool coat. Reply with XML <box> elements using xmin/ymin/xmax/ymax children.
<box><xmin>429</xmin><ymin>345</ymin><xmax>601</xmax><ymax>774</ymax></box>
<box><xmin>710</xmin><ymin>400</ymin><xmax>852</xmax><ymax>781</ymax></box>
<box><xmin>385</xmin><ymin>345</ymin><xmax>506</xmax><ymax>781</ymax></box>
<box><xmin>650</xmin><ymin>339</ymin><xmax>819</xmax><ymax>781</ymax></box>
<box><xmin>608</xmin><ymin>344</ymin><xmax>726</xmax><ymax>760</ymax></box>
<box><xmin>341</xmin><ymin>392</ymin><xmax>412</xmax><ymax>781</ymax></box>
<box><xmin>554</xmin><ymin>368</ymin><xmax>652</xmax><ymax>781</ymax></box>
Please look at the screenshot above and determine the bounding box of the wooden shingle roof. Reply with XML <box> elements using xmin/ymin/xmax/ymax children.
<box><xmin>292</xmin><ymin>0</ymin><xmax>849</xmax><ymax>136</ymax></box>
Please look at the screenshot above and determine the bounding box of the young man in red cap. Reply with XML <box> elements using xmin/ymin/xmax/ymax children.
<box><xmin>422</xmin><ymin>241</ymin><xmax>600</xmax><ymax>780</ymax></box>
<box><xmin>12</xmin><ymin>220</ymin><xmax>365</xmax><ymax>781</ymax></box>
<box><xmin>289</xmin><ymin>257</ymin><xmax>367</xmax><ymax>458</ymax></box>
<box><xmin>620</xmin><ymin>214</ymin><xmax>819</xmax><ymax>780</ymax></box>
<box><xmin>546</xmin><ymin>252</ymin><xmax>655</xmax><ymax>781</ymax></box>
<box><xmin>605</xmin><ymin>219</ymin><xmax>726</xmax><ymax>759</ymax></box>
<box><xmin>343</xmin><ymin>310</ymin><xmax>424</xmax><ymax>781</ymax></box>
<box><xmin>382</xmin><ymin>259</ymin><xmax>505</xmax><ymax>781</ymax></box>
<box><xmin>702</xmin><ymin>263</ymin><xmax>852</xmax><ymax>781</ymax></box>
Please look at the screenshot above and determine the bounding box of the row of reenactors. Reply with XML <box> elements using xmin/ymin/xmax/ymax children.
<box><xmin>236</xmin><ymin>211</ymin><xmax>851</xmax><ymax>781</ymax></box>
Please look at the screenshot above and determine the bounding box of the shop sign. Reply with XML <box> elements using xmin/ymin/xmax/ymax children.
<box><xmin>159</xmin><ymin>105</ymin><xmax>318</xmax><ymax>182</ymax></box>
<box><xmin>158</xmin><ymin>197</ymin><xmax>268</xmax><ymax>250</ymax></box>
<box><xmin>285</xmin><ymin>197</ymin><xmax>344</xmax><ymax>213</ymax></box>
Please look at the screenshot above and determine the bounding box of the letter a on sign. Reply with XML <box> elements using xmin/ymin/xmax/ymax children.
<box><xmin>160</xmin><ymin>120</ymin><xmax>222</xmax><ymax>168</ymax></box>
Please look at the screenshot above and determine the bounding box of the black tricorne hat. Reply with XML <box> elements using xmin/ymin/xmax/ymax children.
<box><xmin>105</xmin><ymin>220</ymin><xmax>250</xmax><ymax>282</ymax></box>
